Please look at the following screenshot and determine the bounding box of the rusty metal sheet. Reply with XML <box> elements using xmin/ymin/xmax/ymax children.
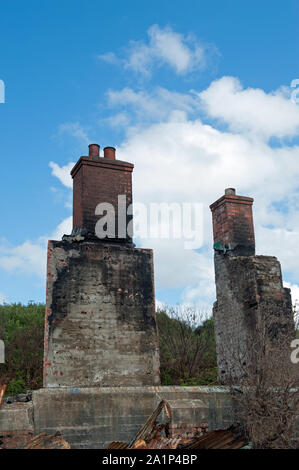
<box><xmin>129</xmin><ymin>400</ymin><xmax>171</xmax><ymax>448</ymax></box>
<box><xmin>0</xmin><ymin>385</ymin><xmax>7</xmax><ymax>410</ymax></box>
<box><xmin>24</xmin><ymin>432</ymin><xmax>70</xmax><ymax>449</ymax></box>
<box><xmin>180</xmin><ymin>427</ymin><xmax>247</xmax><ymax>450</ymax></box>
<box><xmin>107</xmin><ymin>441</ymin><xmax>129</xmax><ymax>449</ymax></box>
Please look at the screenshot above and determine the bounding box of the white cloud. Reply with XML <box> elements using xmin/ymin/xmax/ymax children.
<box><xmin>99</xmin><ymin>24</ymin><xmax>211</xmax><ymax>77</ymax></box>
<box><xmin>49</xmin><ymin>161</ymin><xmax>74</xmax><ymax>189</ymax></box>
<box><xmin>97</xmin><ymin>51</ymin><xmax>118</xmax><ymax>65</ymax></box>
<box><xmin>199</xmin><ymin>76</ymin><xmax>299</xmax><ymax>140</ymax></box>
<box><xmin>147</xmin><ymin>24</ymin><xmax>205</xmax><ymax>74</ymax></box>
<box><xmin>0</xmin><ymin>240</ymin><xmax>47</xmax><ymax>277</ymax></box>
<box><xmin>0</xmin><ymin>293</ymin><xmax>7</xmax><ymax>304</ymax></box>
<box><xmin>38</xmin><ymin>75</ymin><xmax>299</xmax><ymax>309</ymax></box>
<box><xmin>57</xmin><ymin>122</ymin><xmax>90</xmax><ymax>145</ymax></box>
<box><xmin>0</xmin><ymin>217</ymin><xmax>73</xmax><ymax>280</ymax></box>
<box><xmin>106</xmin><ymin>87</ymin><xmax>199</xmax><ymax>125</ymax></box>
<box><xmin>284</xmin><ymin>282</ymin><xmax>299</xmax><ymax>310</ymax></box>
<box><xmin>50</xmin><ymin>216</ymin><xmax>72</xmax><ymax>240</ymax></box>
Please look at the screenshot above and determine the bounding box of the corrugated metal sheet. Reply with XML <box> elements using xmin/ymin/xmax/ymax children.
<box><xmin>106</xmin><ymin>400</ymin><xmax>248</xmax><ymax>450</ymax></box>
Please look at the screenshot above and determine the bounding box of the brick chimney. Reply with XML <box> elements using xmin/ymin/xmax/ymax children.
<box><xmin>209</xmin><ymin>188</ymin><xmax>255</xmax><ymax>256</ymax></box>
<box><xmin>70</xmin><ymin>144</ymin><xmax>134</xmax><ymax>242</ymax></box>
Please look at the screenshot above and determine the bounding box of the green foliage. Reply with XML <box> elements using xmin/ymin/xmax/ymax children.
<box><xmin>0</xmin><ymin>302</ymin><xmax>45</xmax><ymax>394</ymax></box>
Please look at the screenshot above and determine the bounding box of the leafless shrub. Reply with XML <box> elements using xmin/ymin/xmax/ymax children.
<box><xmin>225</xmin><ymin>304</ymin><xmax>299</xmax><ymax>448</ymax></box>
<box><xmin>157</xmin><ymin>305</ymin><xmax>217</xmax><ymax>385</ymax></box>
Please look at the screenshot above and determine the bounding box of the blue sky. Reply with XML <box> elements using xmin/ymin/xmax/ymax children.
<box><xmin>0</xmin><ymin>0</ymin><xmax>299</xmax><ymax>308</ymax></box>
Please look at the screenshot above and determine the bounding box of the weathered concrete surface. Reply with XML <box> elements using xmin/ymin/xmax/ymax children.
<box><xmin>44</xmin><ymin>239</ymin><xmax>160</xmax><ymax>388</ymax></box>
<box><xmin>214</xmin><ymin>253</ymin><xmax>296</xmax><ymax>384</ymax></box>
<box><xmin>32</xmin><ymin>386</ymin><xmax>234</xmax><ymax>449</ymax></box>
<box><xmin>210</xmin><ymin>190</ymin><xmax>297</xmax><ymax>385</ymax></box>
<box><xmin>0</xmin><ymin>402</ymin><xmax>33</xmax><ymax>432</ymax></box>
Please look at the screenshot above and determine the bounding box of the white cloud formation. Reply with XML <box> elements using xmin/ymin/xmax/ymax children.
<box><xmin>284</xmin><ymin>282</ymin><xmax>299</xmax><ymax>310</ymax></box>
<box><xmin>49</xmin><ymin>161</ymin><xmax>74</xmax><ymax>189</ymax></box>
<box><xmin>32</xmin><ymin>77</ymin><xmax>299</xmax><ymax>309</ymax></box>
<box><xmin>107</xmin><ymin>87</ymin><xmax>199</xmax><ymax>125</ymax></box>
<box><xmin>0</xmin><ymin>240</ymin><xmax>47</xmax><ymax>277</ymax></box>
<box><xmin>57</xmin><ymin>122</ymin><xmax>90</xmax><ymax>145</ymax></box>
<box><xmin>50</xmin><ymin>216</ymin><xmax>72</xmax><ymax>240</ymax></box>
<box><xmin>0</xmin><ymin>217</ymin><xmax>73</xmax><ymax>280</ymax></box>
<box><xmin>99</xmin><ymin>24</ymin><xmax>211</xmax><ymax>77</ymax></box>
<box><xmin>199</xmin><ymin>76</ymin><xmax>299</xmax><ymax>140</ymax></box>
<box><xmin>0</xmin><ymin>293</ymin><xmax>7</xmax><ymax>304</ymax></box>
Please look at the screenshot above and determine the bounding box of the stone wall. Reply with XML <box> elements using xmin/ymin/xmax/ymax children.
<box><xmin>44</xmin><ymin>239</ymin><xmax>160</xmax><ymax>388</ymax></box>
<box><xmin>214</xmin><ymin>253</ymin><xmax>296</xmax><ymax>384</ymax></box>
<box><xmin>210</xmin><ymin>189</ymin><xmax>296</xmax><ymax>385</ymax></box>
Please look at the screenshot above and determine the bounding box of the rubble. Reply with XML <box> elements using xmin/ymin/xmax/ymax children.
<box><xmin>24</xmin><ymin>432</ymin><xmax>70</xmax><ymax>449</ymax></box>
<box><xmin>107</xmin><ymin>400</ymin><xmax>248</xmax><ymax>450</ymax></box>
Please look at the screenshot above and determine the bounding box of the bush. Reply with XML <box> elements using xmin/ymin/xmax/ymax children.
<box><xmin>157</xmin><ymin>305</ymin><xmax>218</xmax><ymax>386</ymax></box>
<box><xmin>0</xmin><ymin>302</ymin><xmax>45</xmax><ymax>394</ymax></box>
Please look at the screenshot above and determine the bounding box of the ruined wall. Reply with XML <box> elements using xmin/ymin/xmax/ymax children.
<box><xmin>43</xmin><ymin>143</ymin><xmax>160</xmax><ymax>387</ymax></box>
<box><xmin>210</xmin><ymin>189</ymin><xmax>296</xmax><ymax>384</ymax></box>
<box><xmin>214</xmin><ymin>253</ymin><xmax>295</xmax><ymax>383</ymax></box>
<box><xmin>44</xmin><ymin>239</ymin><xmax>160</xmax><ymax>387</ymax></box>
<box><xmin>0</xmin><ymin>402</ymin><xmax>33</xmax><ymax>449</ymax></box>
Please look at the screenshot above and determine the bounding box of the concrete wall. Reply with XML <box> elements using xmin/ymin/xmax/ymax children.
<box><xmin>44</xmin><ymin>239</ymin><xmax>160</xmax><ymax>388</ymax></box>
<box><xmin>0</xmin><ymin>403</ymin><xmax>33</xmax><ymax>449</ymax></box>
<box><xmin>32</xmin><ymin>386</ymin><xmax>235</xmax><ymax>449</ymax></box>
<box><xmin>214</xmin><ymin>253</ymin><xmax>296</xmax><ymax>384</ymax></box>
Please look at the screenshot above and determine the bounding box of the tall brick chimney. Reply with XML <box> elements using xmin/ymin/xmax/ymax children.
<box><xmin>209</xmin><ymin>188</ymin><xmax>255</xmax><ymax>256</ymax></box>
<box><xmin>70</xmin><ymin>144</ymin><xmax>134</xmax><ymax>242</ymax></box>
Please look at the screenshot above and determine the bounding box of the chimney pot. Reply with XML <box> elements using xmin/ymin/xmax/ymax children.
<box><xmin>225</xmin><ymin>188</ymin><xmax>236</xmax><ymax>196</ymax></box>
<box><xmin>104</xmin><ymin>147</ymin><xmax>116</xmax><ymax>160</ymax></box>
<box><xmin>88</xmin><ymin>144</ymin><xmax>100</xmax><ymax>157</ymax></box>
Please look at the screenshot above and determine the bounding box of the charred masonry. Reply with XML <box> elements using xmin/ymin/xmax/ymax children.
<box><xmin>210</xmin><ymin>188</ymin><xmax>296</xmax><ymax>384</ymax></box>
<box><xmin>1</xmin><ymin>146</ymin><xmax>296</xmax><ymax>449</ymax></box>
<box><xmin>43</xmin><ymin>144</ymin><xmax>160</xmax><ymax>388</ymax></box>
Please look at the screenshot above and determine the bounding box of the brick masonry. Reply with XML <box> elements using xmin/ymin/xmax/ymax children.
<box><xmin>43</xmin><ymin>144</ymin><xmax>160</xmax><ymax>388</ymax></box>
<box><xmin>210</xmin><ymin>189</ymin><xmax>297</xmax><ymax>384</ymax></box>
<box><xmin>210</xmin><ymin>188</ymin><xmax>255</xmax><ymax>256</ymax></box>
<box><xmin>71</xmin><ymin>150</ymin><xmax>133</xmax><ymax>242</ymax></box>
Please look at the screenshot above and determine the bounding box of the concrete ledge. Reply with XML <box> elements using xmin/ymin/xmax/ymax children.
<box><xmin>0</xmin><ymin>402</ymin><xmax>33</xmax><ymax>432</ymax></box>
<box><xmin>33</xmin><ymin>386</ymin><xmax>234</xmax><ymax>449</ymax></box>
